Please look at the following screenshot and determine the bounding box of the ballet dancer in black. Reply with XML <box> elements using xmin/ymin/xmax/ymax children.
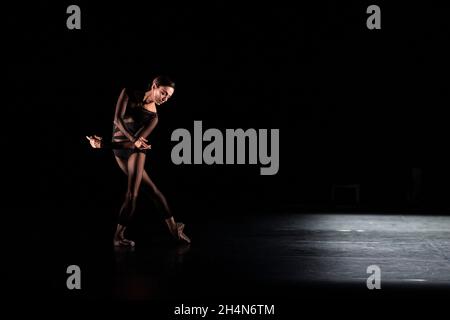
<box><xmin>86</xmin><ymin>76</ymin><xmax>191</xmax><ymax>247</ymax></box>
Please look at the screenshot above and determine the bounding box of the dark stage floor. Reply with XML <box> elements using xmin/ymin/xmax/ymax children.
<box><xmin>69</xmin><ymin>212</ymin><xmax>450</xmax><ymax>308</ymax></box>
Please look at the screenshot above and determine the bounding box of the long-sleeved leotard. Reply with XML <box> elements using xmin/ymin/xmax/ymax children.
<box><xmin>111</xmin><ymin>88</ymin><xmax>159</xmax><ymax>160</ymax></box>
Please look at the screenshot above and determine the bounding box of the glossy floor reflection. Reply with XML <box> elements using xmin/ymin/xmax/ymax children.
<box><xmin>109</xmin><ymin>213</ymin><xmax>450</xmax><ymax>301</ymax></box>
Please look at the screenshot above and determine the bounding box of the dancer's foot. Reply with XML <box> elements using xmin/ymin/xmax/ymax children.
<box><xmin>113</xmin><ymin>236</ymin><xmax>135</xmax><ymax>247</ymax></box>
<box><xmin>114</xmin><ymin>224</ymin><xmax>135</xmax><ymax>247</ymax></box>
<box><xmin>114</xmin><ymin>239</ymin><xmax>136</xmax><ymax>247</ymax></box>
<box><xmin>171</xmin><ymin>222</ymin><xmax>191</xmax><ymax>244</ymax></box>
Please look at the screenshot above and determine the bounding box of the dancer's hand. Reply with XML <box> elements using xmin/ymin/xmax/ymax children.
<box><xmin>134</xmin><ymin>136</ymin><xmax>151</xmax><ymax>150</ymax></box>
<box><xmin>86</xmin><ymin>135</ymin><xmax>103</xmax><ymax>148</ymax></box>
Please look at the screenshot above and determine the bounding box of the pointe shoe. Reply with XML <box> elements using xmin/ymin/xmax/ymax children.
<box><xmin>113</xmin><ymin>238</ymin><xmax>136</xmax><ymax>247</ymax></box>
<box><xmin>121</xmin><ymin>238</ymin><xmax>136</xmax><ymax>247</ymax></box>
<box><xmin>173</xmin><ymin>222</ymin><xmax>191</xmax><ymax>244</ymax></box>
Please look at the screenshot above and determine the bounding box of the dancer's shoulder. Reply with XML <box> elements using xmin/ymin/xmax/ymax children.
<box><xmin>122</xmin><ymin>87</ymin><xmax>145</xmax><ymax>103</ymax></box>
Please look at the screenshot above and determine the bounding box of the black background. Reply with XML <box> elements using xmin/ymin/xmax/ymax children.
<box><xmin>7</xmin><ymin>0</ymin><xmax>449</xmax><ymax>304</ymax></box>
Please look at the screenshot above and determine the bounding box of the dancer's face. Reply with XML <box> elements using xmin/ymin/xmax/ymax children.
<box><xmin>153</xmin><ymin>85</ymin><xmax>174</xmax><ymax>105</ymax></box>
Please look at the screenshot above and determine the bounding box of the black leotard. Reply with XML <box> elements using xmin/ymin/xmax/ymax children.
<box><xmin>111</xmin><ymin>88</ymin><xmax>158</xmax><ymax>160</ymax></box>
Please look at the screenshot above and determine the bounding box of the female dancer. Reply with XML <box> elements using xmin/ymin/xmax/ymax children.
<box><xmin>86</xmin><ymin>76</ymin><xmax>191</xmax><ymax>246</ymax></box>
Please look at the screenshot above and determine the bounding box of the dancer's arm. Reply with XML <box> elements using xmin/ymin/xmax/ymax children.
<box><xmin>134</xmin><ymin>115</ymin><xmax>159</xmax><ymax>142</ymax></box>
<box><xmin>113</xmin><ymin>88</ymin><xmax>137</xmax><ymax>142</ymax></box>
<box><xmin>86</xmin><ymin>136</ymin><xmax>150</xmax><ymax>150</ymax></box>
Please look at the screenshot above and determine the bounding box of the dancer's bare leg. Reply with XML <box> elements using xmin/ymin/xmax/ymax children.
<box><xmin>114</xmin><ymin>156</ymin><xmax>191</xmax><ymax>243</ymax></box>
<box><xmin>113</xmin><ymin>153</ymin><xmax>145</xmax><ymax>247</ymax></box>
<box><xmin>142</xmin><ymin>170</ymin><xmax>191</xmax><ymax>243</ymax></box>
<box><xmin>113</xmin><ymin>156</ymin><xmax>136</xmax><ymax>246</ymax></box>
